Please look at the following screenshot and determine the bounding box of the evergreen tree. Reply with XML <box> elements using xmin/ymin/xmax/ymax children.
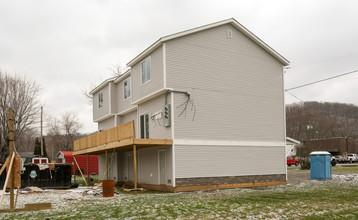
<box><xmin>33</xmin><ymin>137</ymin><xmax>48</xmax><ymax>157</ymax></box>
<box><xmin>34</xmin><ymin>137</ymin><xmax>41</xmax><ymax>155</ymax></box>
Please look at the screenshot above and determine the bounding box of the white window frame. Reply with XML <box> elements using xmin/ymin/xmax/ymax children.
<box><xmin>123</xmin><ymin>77</ymin><xmax>131</xmax><ymax>100</ymax></box>
<box><xmin>141</xmin><ymin>57</ymin><xmax>151</xmax><ymax>85</ymax></box>
<box><xmin>140</xmin><ymin>113</ymin><xmax>150</xmax><ymax>139</ymax></box>
<box><xmin>98</xmin><ymin>90</ymin><xmax>104</xmax><ymax>109</ymax></box>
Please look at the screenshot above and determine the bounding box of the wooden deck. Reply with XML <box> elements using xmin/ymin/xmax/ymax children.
<box><xmin>73</xmin><ymin>138</ymin><xmax>173</xmax><ymax>155</ymax></box>
<box><xmin>73</xmin><ymin>121</ymin><xmax>172</xmax><ymax>155</ymax></box>
<box><xmin>73</xmin><ymin>120</ymin><xmax>172</xmax><ymax>191</ymax></box>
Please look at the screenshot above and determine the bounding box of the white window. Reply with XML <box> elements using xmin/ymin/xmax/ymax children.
<box><xmin>98</xmin><ymin>91</ymin><xmax>104</xmax><ymax>108</ymax></box>
<box><xmin>141</xmin><ymin>57</ymin><xmax>151</xmax><ymax>84</ymax></box>
<box><xmin>140</xmin><ymin>113</ymin><xmax>149</xmax><ymax>139</ymax></box>
<box><xmin>124</xmin><ymin>78</ymin><xmax>131</xmax><ymax>99</ymax></box>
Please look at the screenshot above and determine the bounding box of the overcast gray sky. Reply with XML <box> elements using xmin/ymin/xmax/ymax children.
<box><xmin>1</xmin><ymin>0</ymin><xmax>358</xmax><ymax>134</ymax></box>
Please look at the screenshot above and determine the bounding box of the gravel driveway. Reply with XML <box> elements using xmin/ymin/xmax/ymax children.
<box><xmin>287</xmin><ymin>167</ymin><xmax>358</xmax><ymax>186</ymax></box>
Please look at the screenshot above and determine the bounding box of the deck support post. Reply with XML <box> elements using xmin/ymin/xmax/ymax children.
<box><xmin>133</xmin><ymin>145</ymin><xmax>137</xmax><ymax>189</ymax></box>
<box><xmin>87</xmin><ymin>154</ymin><xmax>90</xmax><ymax>185</ymax></box>
<box><xmin>9</xmin><ymin>108</ymin><xmax>15</xmax><ymax>210</ymax></box>
<box><xmin>73</xmin><ymin>155</ymin><xmax>88</xmax><ymax>186</ymax></box>
<box><xmin>106</xmin><ymin>150</ymin><xmax>108</xmax><ymax>180</ymax></box>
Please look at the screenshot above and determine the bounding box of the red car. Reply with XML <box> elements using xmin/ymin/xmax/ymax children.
<box><xmin>287</xmin><ymin>156</ymin><xmax>299</xmax><ymax>166</ymax></box>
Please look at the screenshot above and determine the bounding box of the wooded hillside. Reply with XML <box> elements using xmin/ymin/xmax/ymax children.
<box><xmin>286</xmin><ymin>101</ymin><xmax>358</xmax><ymax>142</ymax></box>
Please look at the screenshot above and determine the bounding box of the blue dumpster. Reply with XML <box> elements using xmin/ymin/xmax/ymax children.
<box><xmin>310</xmin><ymin>151</ymin><xmax>331</xmax><ymax>180</ymax></box>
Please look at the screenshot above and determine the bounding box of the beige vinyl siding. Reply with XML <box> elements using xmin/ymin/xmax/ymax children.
<box><xmin>120</xmin><ymin>110</ymin><xmax>137</xmax><ymax>124</ymax></box>
<box><xmin>136</xmin><ymin>146</ymin><xmax>173</xmax><ymax>185</ymax></box>
<box><xmin>116</xmin><ymin>76</ymin><xmax>134</xmax><ymax>113</ymax></box>
<box><xmin>110</xmin><ymin>82</ymin><xmax>117</xmax><ymax>114</ymax></box>
<box><xmin>93</xmin><ymin>84</ymin><xmax>111</xmax><ymax>122</ymax></box>
<box><xmin>98</xmin><ymin>116</ymin><xmax>115</xmax><ymax>131</ymax></box>
<box><xmin>116</xmin><ymin>152</ymin><xmax>124</xmax><ymax>181</ymax></box>
<box><xmin>175</xmin><ymin>145</ymin><xmax>285</xmax><ymax>178</ymax></box>
<box><xmin>166</xmin><ymin>24</ymin><xmax>284</xmax><ymax>142</ymax></box>
<box><xmin>137</xmin><ymin>94</ymin><xmax>171</xmax><ymax>139</ymax></box>
<box><xmin>98</xmin><ymin>152</ymin><xmax>119</xmax><ymax>181</ymax></box>
<box><xmin>131</xmin><ymin>45</ymin><xmax>164</xmax><ymax>103</ymax></box>
<box><xmin>122</xmin><ymin>152</ymin><xmax>135</xmax><ymax>181</ymax></box>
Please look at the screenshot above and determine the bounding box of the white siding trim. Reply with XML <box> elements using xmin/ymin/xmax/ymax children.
<box><xmin>113</xmin><ymin>69</ymin><xmax>131</xmax><ymax>83</ymax></box>
<box><xmin>174</xmin><ymin>139</ymin><xmax>285</xmax><ymax>147</ymax></box>
<box><xmin>132</xmin><ymin>88</ymin><xmax>169</xmax><ymax>105</ymax></box>
<box><xmin>94</xmin><ymin>113</ymin><xmax>115</xmax><ymax>123</ymax></box>
<box><xmin>117</xmin><ymin>106</ymin><xmax>137</xmax><ymax>116</ymax></box>
<box><xmin>163</xmin><ymin>43</ymin><xmax>167</xmax><ymax>88</ymax></box>
<box><xmin>171</xmin><ymin>92</ymin><xmax>176</xmax><ymax>187</ymax></box>
<box><xmin>283</xmin><ymin>66</ymin><xmax>288</xmax><ymax>181</ymax></box>
<box><xmin>90</xmin><ymin>77</ymin><xmax>116</xmax><ymax>95</ymax></box>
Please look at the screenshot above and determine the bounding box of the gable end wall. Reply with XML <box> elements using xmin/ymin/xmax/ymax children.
<box><xmin>166</xmin><ymin>24</ymin><xmax>285</xmax><ymax>142</ymax></box>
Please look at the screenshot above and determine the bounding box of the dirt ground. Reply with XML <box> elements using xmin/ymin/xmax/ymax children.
<box><xmin>287</xmin><ymin>169</ymin><xmax>311</xmax><ymax>186</ymax></box>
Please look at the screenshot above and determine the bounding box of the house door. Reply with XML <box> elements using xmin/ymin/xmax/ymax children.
<box><xmin>158</xmin><ymin>150</ymin><xmax>166</xmax><ymax>185</ymax></box>
<box><xmin>126</xmin><ymin>154</ymin><xmax>134</xmax><ymax>181</ymax></box>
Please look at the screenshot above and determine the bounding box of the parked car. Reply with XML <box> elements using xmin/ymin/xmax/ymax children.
<box><xmin>337</xmin><ymin>155</ymin><xmax>348</xmax><ymax>163</ymax></box>
<box><xmin>287</xmin><ymin>156</ymin><xmax>299</xmax><ymax>166</ymax></box>
<box><xmin>331</xmin><ymin>156</ymin><xmax>338</xmax><ymax>166</ymax></box>
<box><xmin>346</xmin><ymin>154</ymin><xmax>358</xmax><ymax>163</ymax></box>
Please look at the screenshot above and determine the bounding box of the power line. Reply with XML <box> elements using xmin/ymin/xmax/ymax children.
<box><xmin>286</xmin><ymin>69</ymin><xmax>358</xmax><ymax>91</ymax></box>
<box><xmin>285</xmin><ymin>90</ymin><xmax>303</xmax><ymax>102</ymax></box>
<box><xmin>290</xmin><ymin>53</ymin><xmax>358</xmax><ymax>69</ymax></box>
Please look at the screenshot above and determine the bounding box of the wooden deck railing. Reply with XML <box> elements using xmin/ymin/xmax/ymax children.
<box><xmin>73</xmin><ymin>120</ymin><xmax>135</xmax><ymax>151</ymax></box>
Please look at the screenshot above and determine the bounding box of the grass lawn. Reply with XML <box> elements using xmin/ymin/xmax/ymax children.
<box><xmin>332</xmin><ymin>165</ymin><xmax>358</xmax><ymax>173</ymax></box>
<box><xmin>72</xmin><ymin>175</ymin><xmax>100</xmax><ymax>186</ymax></box>
<box><xmin>2</xmin><ymin>167</ymin><xmax>358</xmax><ymax>219</ymax></box>
<box><xmin>1</xmin><ymin>183</ymin><xmax>358</xmax><ymax>219</ymax></box>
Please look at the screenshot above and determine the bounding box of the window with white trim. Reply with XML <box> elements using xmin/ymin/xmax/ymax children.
<box><xmin>140</xmin><ymin>113</ymin><xmax>149</xmax><ymax>139</ymax></box>
<box><xmin>98</xmin><ymin>91</ymin><xmax>104</xmax><ymax>108</ymax></box>
<box><xmin>141</xmin><ymin>57</ymin><xmax>151</xmax><ymax>84</ymax></box>
<box><xmin>124</xmin><ymin>78</ymin><xmax>131</xmax><ymax>99</ymax></box>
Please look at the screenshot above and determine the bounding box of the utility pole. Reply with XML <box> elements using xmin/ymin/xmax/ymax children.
<box><xmin>8</xmin><ymin>108</ymin><xmax>14</xmax><ymax>209</ymax></box>
<box><xmin>41</xmin><ymin>106</ymin><xmax>43</xmax><ymax>156</ymax></box>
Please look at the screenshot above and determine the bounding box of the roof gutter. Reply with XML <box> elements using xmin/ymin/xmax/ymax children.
<box><xmin>89</xmin><ymin>77</ymin><xmax>116</xmax><ymax>95</ymax></box>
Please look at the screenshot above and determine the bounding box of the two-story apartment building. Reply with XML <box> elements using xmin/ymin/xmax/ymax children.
<box><xmin>74</xmin><ymin>18</ymin><xmax>290</xmax><ymax>192</ymax></box>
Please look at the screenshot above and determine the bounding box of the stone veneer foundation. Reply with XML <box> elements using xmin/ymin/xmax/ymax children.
<box><xmin>175</xmin><ymin>174</ymin><xmax>286</xmax><ymax>186</ymax></box>
<box><xmin>118</xmin><ymin>174</ymin><xmax>287</xmax><ymax>192</ymax></box>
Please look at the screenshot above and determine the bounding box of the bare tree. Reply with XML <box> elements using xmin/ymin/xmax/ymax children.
<box><xmin>108</xmin><ymin>64</ymin><xmax>129</xmax><ymax>77</ymax></box>
<box><xmin>0</xmin><ymin>71</ymin><xmax>41</xmax><ymax>163</ymax></box>
<box><xmin>46</xmin><ymin>111</ymin><xmax>83</xmax><ymax>153</ymax></box>
<box><xmin>286</xmin><ymin>101</ymin><xmax>358</xmax><ymax>142</ymax></box>
<box><xmin>47</xmin><ymin>116</ymin><xmax>62</xmax><ymax>136</ymax></box>
<box><xmin>61</xmin><ymin>111</ymin><xmax>83</xmax><ymax>150</ymax></box>
<box><xmin>46</xmin><ymin>115</ymin><xmax>62</xmax><ymax>159</ymax></box>
<box><xmin>82</xmin><ymin>64</ymin><xmax>128</xmax><ymax>104</ymax></box>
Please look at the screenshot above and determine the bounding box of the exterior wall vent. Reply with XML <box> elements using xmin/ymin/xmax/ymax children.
<box><xmin>227</xmin><ymin>29</ymin><xmax>233</xmax><ymax>39</ymax></box>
